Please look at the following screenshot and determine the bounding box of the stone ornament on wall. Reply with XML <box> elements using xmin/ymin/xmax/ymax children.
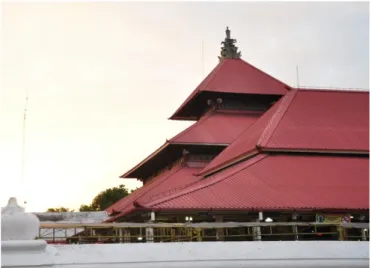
<box><xmin>1</xmin><ymin>197</ymin><xmax>40</xmax><ymax>241</ymax></box>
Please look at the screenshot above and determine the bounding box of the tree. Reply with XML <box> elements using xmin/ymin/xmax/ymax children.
<box><xmin>130</xmin><ymin>187</ymin><xmax>139</xmax><ymax>193</ymax></box>
<box><xmin>79</xmin><ymin>184</ymin><xmax>130</xmax><ymax>212</ymax></box>
<box><xmin>46</xmin><ymin>207</ymin><xmax>74</xmax><ymax>212</ymax></box>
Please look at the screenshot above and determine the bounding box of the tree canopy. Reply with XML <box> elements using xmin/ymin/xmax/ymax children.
<box><xmin>45</xmin><ymin>184</ymin><xmax>136</xmax><ymax>213</ymax></box>
<box><xmin>46</xmin><ymin>207</ymin><xmax>74</xmax><ymax>212</ymax></box>
<box><xmin>79</xmin><ymin>184</ymin><xmax>130</xmax><ymax>212</ymax></box>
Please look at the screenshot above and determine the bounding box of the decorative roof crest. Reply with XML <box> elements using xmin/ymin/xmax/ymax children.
<box><xmin>219</xmin><ymin>27</ymin><xmax>242</xmax><ymax>61</ymax></box>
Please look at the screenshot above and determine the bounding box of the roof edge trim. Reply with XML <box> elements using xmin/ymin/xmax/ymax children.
<box><xmin>119</xmin><ymin>142</ymin><xmax>170</xmax><ymax>178</ymax></box>
<box><xmin>259</xmin><ymin>148</ymin><xmax>370</xmax><ymax>155</ymax></box>
<box><xmin>144</xmin><ymin>154</ymin><xmax>269</xmax><ymax>208</ymax></box>
<box><xmin>257</xmin><ymin>89</ymin><xmax>298</xmax><ymax>147</ymax></box>
<box><xmin>168</xmin><ymin>141</ymin><xmax>229</xmax><ymax>146</ymax></box>
<box><xmin>199</xmin><ymin>149</ymin><xmax>259</xmax><ymax>177</ymax></box>
<box><xmin>169</xmin><ymin>60</ymin><xmax>228</xmax><ymax>120</ymax></box>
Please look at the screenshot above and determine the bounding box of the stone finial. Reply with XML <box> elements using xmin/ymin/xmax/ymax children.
<box><xmin>218</xmin><ymin>26</ymin><xmax>242</xmax><ymax>62</ymax></box>
<box><xmin>1</xmin><ymin>197</ymin><xmax>40</xmax><ymax>241</ymax></box>
<box><xmin>226</xmin><ymin>27</ymin><xmax>231</xmax><ymax>39</ymax></box>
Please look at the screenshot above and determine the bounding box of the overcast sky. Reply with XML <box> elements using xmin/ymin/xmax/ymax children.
<box><xmin>0</xmin><ymin>1</ymin><xmax>369</xmax><ymax>212</ymax></box>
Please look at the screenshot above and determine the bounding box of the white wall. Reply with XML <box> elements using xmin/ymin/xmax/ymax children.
<box><xmin>2</xmin><ymin>198</ymin><xmax>369</xmax><ymax>268</ymax></box>
<box><xmin>2</xmin><ymin>241</ymin><xmax>369</xmax><ymax>268</ymax></box>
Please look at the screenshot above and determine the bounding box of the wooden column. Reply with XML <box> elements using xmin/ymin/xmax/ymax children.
<box><xmin>215</xmin><ymin>215</ymin><xmax>224</xmax><ymax>241</ymax></box>
<box><xmin>119</xmin><ymin>228</ymin><xmax>123</xmax><ymax>243</ymax></box>
<box><xmin>146</xmin><ymin>212</ymin><xmax>155</xmax><ymax>243</ymax></box>
<box><xmin>124</xmin><ymin>229</ymin><xmax>131</xmax><ymax>243</ymax></box>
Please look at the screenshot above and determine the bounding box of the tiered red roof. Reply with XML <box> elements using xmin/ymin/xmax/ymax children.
<box><xmin>171</xmin><ymin>58</ymin><xmax>291</xmax><ymax>120</ymax></box>
<box><xmin>145</xmin><ymin>154</ymin><xmax>369</xmax><ymax>211</ymax></box>
<box><xmin>200</xmin><ymin>89</ymin><xmax>369</xmax><ymax>176</ymax></box>
<box><xmin>109</xmin><ymin>26</ymin><xmax>368</xmax><ymax>220</ymax></box>
<box><xmin>258</xmin><ymin>89</ymin><xmax>369</xmax><ymax>152</ymax></box>
<box><xmin>120</xmin><ymin>89</ymin><xmax>369</xmax><ymax>215</ymax></box>
<box><xmin>169</xmin><ymin>110</ymin><xmax>262</xmax><ymax>145</ymax></box>
<box><xmin>109</xmin><ymin>88</ymin><xmax>369</xmax><ymax>219</ymax></box>
<box><xmin>107</xmin><ymin>160</ymin><xmax>208</xmax><ymax>221</ymax></box>
<box><xmin>120</xmin><ymin>110</ymin><xmax>261</xmax><ymax>179</ymax></box>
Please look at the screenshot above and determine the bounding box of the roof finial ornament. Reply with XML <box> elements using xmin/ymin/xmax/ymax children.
<box><xmin>226</xmin><ymin>26</ymin><xmax>231</xmax><ymax>39</ymax></box>
<box><xmin>219</xmin><ymin>26</ymin><xmax>241</xmax><ymax>62</ymax></box>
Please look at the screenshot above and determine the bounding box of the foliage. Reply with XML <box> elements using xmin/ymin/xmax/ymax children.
<box><xmin>79</xmin><ymin>184</ymin><xmax>130</xmax><ymax>212</ymax></box>
<box><xmin>46</xmin><ymin>207</ymin><xmax>74</xmax><ymax>212</ymax></box>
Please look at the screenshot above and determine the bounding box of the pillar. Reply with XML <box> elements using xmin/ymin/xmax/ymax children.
<box><xmin>252</xmin><ymin>212</ymin><xmax>263</xmax><ymax>241</ymax></box>
<box><xmin>215</xmin><ymin>215</ymin><xmax>224</xmax><ymax>241</ymax></box>
<box><xmin>146</xmin><ymin>211</ymin><xmax>155</xmax><ymax>243</ymax></box>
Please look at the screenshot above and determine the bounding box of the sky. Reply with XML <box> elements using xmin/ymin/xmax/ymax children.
<box><xmin>0</xmin><ymin>1</ymin><xmax>369</xmax><ymax>212</ymax></box>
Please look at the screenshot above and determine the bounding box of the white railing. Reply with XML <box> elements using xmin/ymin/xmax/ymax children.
<box><xmin>1</xmin><ymin>197</ymin><xmax>370</xmax><ymax>268</ymax></box>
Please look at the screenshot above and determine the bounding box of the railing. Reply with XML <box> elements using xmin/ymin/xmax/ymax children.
<box><xmin>2</xmin><ymin>198</ymin><xmax>369</xmax><ymax>268</ymax></box>
<box><xmin>38</xmin><ymin>221</ymin><xmax>370</xmax><ymax>244</ymax></box>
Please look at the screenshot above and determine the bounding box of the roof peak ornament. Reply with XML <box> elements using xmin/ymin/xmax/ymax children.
<box><xmin>219</xmin><ymin>27</ymin><xmax>241</xmax><ymax>62</ymax></box>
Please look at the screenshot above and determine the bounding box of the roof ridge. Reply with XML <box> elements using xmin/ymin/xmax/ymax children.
<box><xmin>297</xmin><ymin>87</ymin><xmax>370</xmax><ymax>93</ymax></box>
<box><xmin>132</xmin><ymin>162</ymin><xmax>190</xmax><ymax>207</ymax></box>
<box><xmin>199</xmin><ymin>59</ymin><xmax>229</xmax><ymax>91</ymax></box>
<box><xmin>120</xmin><ymin>142</ymin><xmax>169</xmax><ymax>178</ymax></box>
<box><xmin>144</xmin><ymin>154</ymin><xmax>268</xmax><ymax>208</ymax></box>
<box><xmin>199</xmin><ymin>150</ymin><xmax>259</xmax><ymax>177</ymax></box>
<box><xmin>240</xmin><ymin>58</ymin><xmax>292</xmax><ymax>90</ymax></box>
<box><xmin>114</xmin><ymin>163</ymin><xmax>185</xmax><ymax>212</ymax></box>
<box><xmin>197</xmin><ymin>112</ymin><xmax>264</xmax><ymax>176</ymax></box>
<box><xmin>169</xmin><ymin>60</ymin><xmax>227</xmax><ymax>119</ymax></box>
<box><xmin>198</xmin><ymin>98</ymin><xmax>285</xmax><ymax>176</ymax></box>
<box><xmin>257</xmin><ymin>89</ymin><xmax>298</xmax><ymax>148</ymax></box>
<box><xmin>143</xmin><ymin>175</ymin><xmax>203</xmax><ymax>205</ymax></box>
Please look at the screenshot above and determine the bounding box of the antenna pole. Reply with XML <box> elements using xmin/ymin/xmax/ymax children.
<box><xmin>296</xmin><ymin>66</ymin><xmax>300</xmax><ymax>88</ymax></box>
<box><xmin>202</xmin><ymin>40</ymin><xmax>205</xmax><ymax>78</ymax></box>
<box><xmin>21</xmin><ymin>94</ymin><xmax>28</xmax><ymax>206</ymax></box>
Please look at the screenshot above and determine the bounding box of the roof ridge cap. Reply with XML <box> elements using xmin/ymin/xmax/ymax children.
<box><xmin>199</xmin><ymin>59</ymin><xmax>228</xmax><ymax>91</ymax></box>
<box><xmin>297</xmin><ymin>87</ymin><xmax>369</xmax><ymax>93</ymax></box>
<box><xmin>169</xmin><ymin>60</ymin><xmax>227</xmax><ymax>119</ymax></box>
<box><xmin>144</xmin><ymin>154</ymin><xmax>268</xmax><ymax>208</ymax></box>
<box><xmin>198</xmin><ymin>98</ymin><xmax>283</xmax><ymax>176</ymax></box>
<box><xmin>115</xmin><ymin>163</ymin><xmax>185</xmax><ymax>212</ymax></box>
<box><xmin>257</xmin><ymin>89</ymin><xmax>298</xmax><ymax>148</ymax></box>
<box><xmin>199</xmin><ymin>150</ymin><xmax>259</xmax><ymax>177</ymax></box>
<box><xmin>132</xmin><ymin>162</ymin><xmax>187</xmax><ymax>207</ymax></box>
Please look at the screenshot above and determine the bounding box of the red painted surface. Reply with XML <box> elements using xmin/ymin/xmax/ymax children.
<box><xmin>111</xmin><ymin>88</ymin><xmax>369</xmax><ymax>219</ymax></box>
<box><xmin>170</xmin><ymin>110</ymin><xmax>262</xmax><ymax>145</ymax></box>
<box><xmin>199</xmin><ymin>96</ymin><xmax>285</xmax><ymax>175</ymax></box>
<box><xmin>146</xmin><ymin>154</ymin><xmax>369</xmax><ymax>211</ymax></box>
<box><xmin>106</xmin><ymin>162</ymin><xmax>205</xmax><ymax>221</ymax></box>
<box><xmin>201</xmin><ymin>89</ymin><xmax>369</xmax><ymax>175</ymax></box>
<box><xmin>258</xmin><ymin>89</ymin><xmax>369</xmax><ymax>152</ymax></box>
<box><xmin>171</xmin><ymin>58</ymin><xmax>290</xmax><ymax>119</ymax></box>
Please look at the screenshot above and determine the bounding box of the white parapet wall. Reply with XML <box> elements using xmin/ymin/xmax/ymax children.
<box><xmin>49</xmin><ymin>241</ymin><xmax>369</xmax><ymax>268</ymax></box>
<box><xmin>2</xmin><ymin>240</ymin><xmax>369</xmax><ymax>268</ymax></box>
<box><xmin>1</xmin><ymin>198</ymin><xmax>370</xmax><ymax>268</ymax></box>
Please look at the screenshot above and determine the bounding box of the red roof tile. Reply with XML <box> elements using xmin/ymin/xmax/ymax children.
<box><xmin>170</xmin><ymin>58</ymin><xmax>290</xmax><ymax>119</ymax></box>
<box><xmin>170</xmin><ymin>110</ymin><xmax>262</xmax><ymax>145</ymax></box>
<box><xmin>200</xmin><ymin>89</ymin><xmax>369</xmax><ymax>176</ymax></box>
<box><xmin>121</xmin><ymin>110</ymin><xmax>261</xmax><ymax>179</ymax></box>
<box><xmin>106</xmin><ymin>162</ymin><xmax>205</xmax><ymax>221</ymax></box>
<box><xmin>199</xmin><ymin>96</ymin><xmax>286</xmax><ymax>175</ymax></box>
<box><xmin>146</xmin><ymin>154</ymin><xmax>369</xmax><ymax>211</ymax></box>
<box><xmin>258</xmin><ymin>89</ymin><xmax>370</xmax><ymax>152</ymax></box>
